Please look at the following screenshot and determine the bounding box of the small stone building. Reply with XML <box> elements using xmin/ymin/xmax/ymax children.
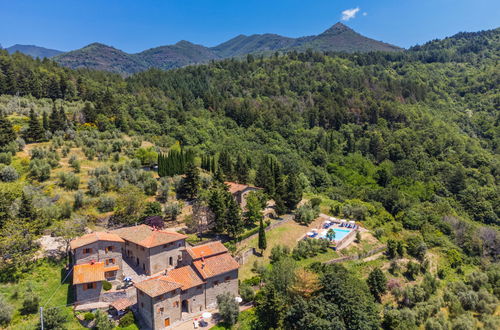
<box><xmin>225</xmin><ymin>182</ymin><xmax>261</xmax><ymax>208</ymax></box>
<box><xmin>70</xmin><ymin>232</ymin><xmax>125</xmax><ymax>282</ymax></box>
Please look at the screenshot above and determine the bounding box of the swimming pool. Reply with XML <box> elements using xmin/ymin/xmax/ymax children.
<box><xmin>318</xmin><ymin>228</ymin><xmax>351</xmax><ymax>241</ymax></box>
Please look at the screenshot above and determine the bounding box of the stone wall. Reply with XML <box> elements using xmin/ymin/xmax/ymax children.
<box><xmin>137</xmin><ymin>290</ymin><xmax>154</xmax><ymax>329</ymax></box>
<box><xmin>123</xmin><ymin>239</ymin><xmax>186</xmax><ymax>275</ymax></box>
<box><xmin>180</xmin><ymin>285</ymin><xmax>205</xmax><ymax>314</ymax></box>
<box><xmin>148</xmin><ymin>240</ymin><xmax>186</xmax><ymax>274</ymax></box>
<box><xmin>75</xmin><ymin>282</ymin><xmax>102</xmax><ymax>303</ymax></box>
<box><xmin>152</xmin><ymin>290</ymin><xmax>182</xmax><ymax>329</ymax></box>
<box><xmin>73</xmin><ymin>241</ymin><xmax>124</xmax><ymax>279</ymax></box>
<box><xmin>204</xmin><ymin>270</ymin><xmax>238</xmax><ymax>308</ymax></box>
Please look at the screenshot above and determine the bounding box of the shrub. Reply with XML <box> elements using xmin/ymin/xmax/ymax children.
<box><xmin>118</xmin><ymin>311</ymin><xmax>135</xmax><ymax>327</ymax></box>
<box><xmin>98</xmin><ymin>196</ymin><xmax>116</xmax><ymax>213</ymax></box>
<box><xmin>0</xmin><ymin>295</ymin><xmax>13</xmax><ymax>326</ymax></box>
<box><xmin>94</xmin><ymin>310</ymin><xmax>113</xmax><ymax>330</ymax></box>
<box><xmin>41</xmin><ymin>307</ymin><xmax>67</xmax><ymax>330</ymax></box>
<box><xmin>294</xmin><ymin>202</ymin><xmax>318</xmax><ymax>225</ymax></box>
<box><xmin>239</xmin><ymin>283</ymin><xmax>255</xmax><ymax>302</ymax></box>
<box><xmin>143</xmin><ymin>176</ymin><xmax>158</xmax><ymax>196</ymax></box>
<box><xmin>28</xmin><ymin>159</ymin><xmax>51</xmax><ymax>181</ymax></box>
<box><xmin>216</xmin><ymin>292</ymin><xmax>239</xmax><ymax>326</ymax></box>
<box><xmin>88</xmin><ymin>178</ymin><xmax>101</xmax><ymax>196</ymax></box>
<box><xmin>74</xmin><ymin>191</ymin><xmax>84</xmax><ymax>210</ymax></box>
<box><xmin>0</xmin><ymin>166</ymin><xmax>19</xmax><ymax>182</ymax></box>
<box><xmin>102</xmin><ymin>281</ymin><xmax>112</xmax><ymax>291</ymax></box>
<box><xmin>21</xmin><ymin>292</ymin><xmax>39</xmax><ymax>315</ymax></box>
<box><xmin>406</xmin><ymin>261</ymin><xmax>421</xmax><ymax>281</ymax></box>
<box><xmin>292</xmin><ymin>239</ymin><xmax>329</xmax><ymax>260</ymax></box>
<box><xmin>83</xmin><ymin>312</ymin><xmax>95</xmax><ymax>321</ymax></box>
<box><xmin>58</xmin><ymin>172</ymin><xmax>80</xmax><ymax>190</ymax></box>
<box><xmin>0</xmin><ymin>152</ymin><xmax>12</xmax><ymax>165</ymax></box>
<box><xmin>269</xmin><ymin>245</ymin><xmax>290</xmax><ymax>264</ymax></box>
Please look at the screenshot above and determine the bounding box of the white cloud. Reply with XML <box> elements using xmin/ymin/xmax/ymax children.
<box><xmin>362</xmin><ymin>12</ymin><xmax>368</xmax><ymax>16</ymax></box>
<box><xmin>341</xmin><ymin>7</ymin><xmax>360</xmax><ymax>21</ymax></box>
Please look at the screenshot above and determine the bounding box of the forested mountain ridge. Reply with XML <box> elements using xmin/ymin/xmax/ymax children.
<box><xmin>5</xmin><ymin>44</ymin><xmax>63</xmax><ymax>59</ymax></box>
<box><xmin>51</xmin><ymin>22</ymin><xmax>401</xmax><ymax>74</ymax></box>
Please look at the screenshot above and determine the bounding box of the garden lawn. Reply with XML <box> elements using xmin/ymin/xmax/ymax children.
<box><xmin>238</xmin><ymin>217</ymin><xmax>325</xmax><ymax>280</ymax></box>
<box><xmin>0</xmin><ymin>259</ymin><xmax>84</xmax><ymax>330</ymax></box>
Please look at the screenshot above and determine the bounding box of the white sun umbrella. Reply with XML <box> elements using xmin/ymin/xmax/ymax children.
<box><xmin>349</xmin><ymin>220</ymin><xmax>355</xmax><ymax>224</ymax></box>
<box><xmin>202</xmin><ymin>312</ymin><xmax>212</xmax><ymax>319</ymax></box>
<box><xmin>235</xmin><ymin>297</ymin><xmax>243</xmax><ymax>303</ymax></box>
<box><xmin>341</xmin><ymin>219</ymin><xmax>347</xmax><ymax>222</ymax></box>
<box><xmin>325</xmin><ymin>220</ymin><xmax>331</xmax><ymax>224</ymax></box>
<box><xmin>306</xmin><ymin>232</ymin><xmax>314</xmax><ymax>236</ymax></box>
<box><xmin>312</xmin><ymin>228</ymin><xmax>318</xmax><ymax>232</ymax></box>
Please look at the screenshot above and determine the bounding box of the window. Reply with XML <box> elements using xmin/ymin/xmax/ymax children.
<box><xmin>105</xmin><ymin>271</ymin><xmax>116</xmax><ymax>278</ymax></box>
<box><xmin>169</xmin><ymin>256</ymin><xmax>173</xmax><ymax>266</ymax></box>
<box><xmin>225</xmin><ymin>276</ymin><xmax>231</xmax><ymax>281</ymax></box>
<box><xmin>173</xmin><ymin>301</ymin><xmax>179</xmax><ymax>308</ymax></box>
<box><xmin>83</xmin><ymin>282</ymin><xmax>96</xmax><ymax>290</ymax></box>
<box><xmin>159</xmin><ymin>307</ymin><xmax>164</xmax><ymax>313</ymax></box>
<box><xmin>214</xmin><ymin>281</ymin><xmax>219</xmax><ymax>286</ymax></box>
<box><xmin>105</xmin><ymin>246</ymin><xmax>113</xmax><ymax>253</ymax></box>
<box><xmin>83</xmin><ymin>248</ymin><xmax>92</xmax><ymax>254</ymax></box>
<box><xmin>105</xmin><ymin>258</ymin><xmax>115</xmax><ymax>265</ymax></box>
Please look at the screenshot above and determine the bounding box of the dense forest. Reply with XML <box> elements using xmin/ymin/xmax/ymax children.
<box><xmin>0</xmin><ymin>27</ymin><xmax>499</xmax><ymax>329</ymax></box>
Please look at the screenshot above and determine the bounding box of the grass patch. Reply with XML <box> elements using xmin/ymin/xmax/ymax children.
<box><xmin>0</xmin><ymin>259</ymin><xmax>83</xmax><ymax>330</ymax></box>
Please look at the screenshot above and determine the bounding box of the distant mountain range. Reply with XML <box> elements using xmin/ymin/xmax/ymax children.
<box><xmin>4</xmin><ymin>44</ymin><xmax>63</xmax><ymax>58</ymax></box>
<box><xmin>5</xmin><ymin>23</ymin><xmax>402</xmax><ymax>74</ymax></box>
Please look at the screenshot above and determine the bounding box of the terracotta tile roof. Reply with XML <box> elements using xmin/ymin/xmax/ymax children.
<box><xmin>111</xmin><ymin>298</ymin><xmax>135</xmax><ymax>311</ymax></box>
<box><xmin>70</xmin><ymin>232</ymin><xmax>124</xmax><ymax>250</ymax></box>
<box><xmin>225</xmin><ymin>182</ymin><xmax>259</xmax><ymax>194</ymax></box>
<box><xmin>187</xmin><ymin>241</ymin><xmax>228</xmax><ymax>260</ymax></box>
<box><xmin>193</xmin><ymin>253</ymin><xmax>240</xmax><ymax>280</ymax></box>
<box><xmin>112</xmin><ymin>224</ymin><xmax>187</xmax><ymax>248</ymax></box>
<box><xmin>73</xmin><ymin>262</ymin><xmax>105</xmax><ymax>284</ymax></box>
<box><xmin>134</xmin><ymin>276</ymin><xmax>182</xmax><ymax>297</ymax></box>
<box><xmin>165</xmin><ymin>266</ymin><xmax>204</xmax><ymax>291</ymax></box>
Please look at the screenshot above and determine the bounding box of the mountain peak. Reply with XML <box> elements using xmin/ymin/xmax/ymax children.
<box><xmin>321</xmin><ymin>22</ymin><xmax>354</xmax><ymax>35</ymax></box>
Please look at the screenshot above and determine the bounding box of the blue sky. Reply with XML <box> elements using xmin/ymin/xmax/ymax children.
<box><xmin>1</xmin><ymin>0</ymin><xmax>498</xmax><ymax>53</ymax></box>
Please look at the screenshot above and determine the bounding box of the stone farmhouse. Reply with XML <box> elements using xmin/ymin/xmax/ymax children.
<box><xmin>225</xmin><ymin>181</ymin><xmax>261</xmax><ymax>208</ymax></box>
<box><xmin>70</xmin><ymin>225</ymin><xmax>240</xmax><ymax>329</ymax></box>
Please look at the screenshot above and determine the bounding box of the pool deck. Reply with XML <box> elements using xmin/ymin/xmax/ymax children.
<box><xmin>299</xmin><ymin>214</ymin><xmax>365</xmax><ymax>251</ymax></box>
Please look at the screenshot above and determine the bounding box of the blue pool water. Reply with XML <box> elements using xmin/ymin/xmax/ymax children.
<box><xmin>319</xmin><ymin>228</ymin><xmax>351</xmax><ymax>241</ymax></box>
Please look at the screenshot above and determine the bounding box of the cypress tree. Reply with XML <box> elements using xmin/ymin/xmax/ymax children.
<box><xmin>258</xmin><ymin>217</ymin><xmax>267</xmax><ymax>254</ymax></box>
<box><xmin>24</xmin><ymin>109</ymin><xmax>44</xmax><ymax>143</ymax></box>
<box><xmin>42</xmin><ymin>111</ymin><xmax>49</xmax><ymax>132</ymax></box>
<box><xmin>49</xmin><ymin>102</ymin><xmax>59</xmax><ymax>133</ymax></box>
<box><xmin>209</xmin><ymin>188</ymin><xmax>227</xmax><ymax>233</ymax></box>
<box><xmin>181</xmin><ymin>162</ymin><xmax>200</xmax><ymax>199</ymax></box>
<box><xmin>18</xmin><ymin>191</ymin><xmax>35</xmax><ymax>220</ymax></box>
<box><xmin>225</xmin><ymin>193</ymin><xmax>243</xmax><ymax>238</ymax></box>
<box><xmin>58</xmin><ymin>106</ymin><xmax>67</xmax><ymax>130</ymax></box>
<box><xmin>0</xmin><ymin>112</ymin><xmax>16</xmax><ymax>148</ymax></box>
<box><xmin>284</xmin><ymin>173</ymin><xmax>303</xmax><ymax>211</ymax></box>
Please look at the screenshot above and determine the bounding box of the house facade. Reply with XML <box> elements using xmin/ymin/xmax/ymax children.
<box><xmin>70</xmin><ymin>232</ymin><xmax>125</xmax><ymax>302</ymax></box>
<box><xmin>70</xmin><ymin>227</ymin><xmax>240</xmax><ymax>329</ymax></box>
<box><xmin>112</xmin><ymin>225</ymin><xmax>187</xmax><ymax>275</ymax></box>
